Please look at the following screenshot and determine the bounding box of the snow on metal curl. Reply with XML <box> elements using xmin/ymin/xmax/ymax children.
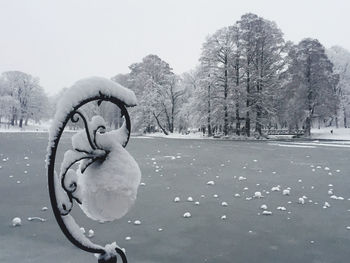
<box><xmin>46</xmin><ymin>77</ymin><xmax>136</xmax><ymax>263</ymax></box>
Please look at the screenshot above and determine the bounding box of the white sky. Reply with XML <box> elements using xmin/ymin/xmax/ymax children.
<box><xmin>0</xmin><ymin>0</ymin><xmax>349</xmax><ymax>95</ymax></box>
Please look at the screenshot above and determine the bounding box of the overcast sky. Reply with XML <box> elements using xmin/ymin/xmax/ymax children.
<box><xmin>0</xmin><ymin>0</ymin><xmax>349</xmax><ymax>95</ymax></box>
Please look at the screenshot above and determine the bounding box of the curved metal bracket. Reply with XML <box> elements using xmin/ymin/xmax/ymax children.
<box><xmin>47</xmin><ymin>95</ymin><xmax>131</xmax><ymax>262</ymax></box>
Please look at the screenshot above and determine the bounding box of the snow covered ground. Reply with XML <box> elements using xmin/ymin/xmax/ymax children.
<box><xmin>2</xmin><ymin>122</ymin><xmax>350</xmax><ymax>142</ymax></box>
<box><xmin>1</xmin><ymin>134</ymin><xmax>350</xmax><ymax>262</ymax></box>
<box><xmin>0</xmin><ymin>121</ymin><xmax>51</xmax><ymax>133</ymax></box>
<box><xmin>143</xmin><ymin>132</ymin><xmax>206</xmax><ymax>139</ymax></box>
<box><xmin>311</xmin><ymin>127</ymin><xmax>350</xmax><ymax>140</ymax></box>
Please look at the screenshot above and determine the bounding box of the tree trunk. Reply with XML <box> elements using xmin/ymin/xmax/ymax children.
<box><xmin>305</xmin><ymin>116</ymin><xmax>311</xmax><ymax>137</ymax></box>
<box><xmin>19</xmin><ymin>118</ymin><xmax>23</xmax><ymax>128</ymax></box>
<box><xmin>223</xmin><ymin>56</ymin><xmax>228</xmax><ymax>136</ymax></box>
<box><xmin>235</xmin><ymin>104</ymin><xmax>240</xmax><ymax>136</ymax></box>
<box><xmin>246</xmin><ymin>112</ymin><xmax>250</xmax><ymax>137</ymax></box>
<box><xmin>335</xmin><ymin>116</ymin><xmax>338</xmax><ymax>128</ymax></box>
<box><xmin>153</xmin><ymin>112</ymin><xmax>169</xmax><ymax>135</ymax></box>
<box><xmin>255</xmin><ymin>107</ymin><xmax>262</xmax><ymax>136</ymax></box>
<box><xmin>344</xmin><ymin>106</ymin><xmax>347</xmax><ymax>128</ymax></box>
<box><xmin>246</xmin><ymin>69</ymin><xmax>251</xmax><ymax>137</ymax></box>
<box><xmin>305</xmin><ymin>55</ymin><xmax>312</xmax><ymax>137</ymax></box>
<box><xmin>207</xmin><ymin>83</ymin><xmax>212</xmax><ymax>137</ymax></box>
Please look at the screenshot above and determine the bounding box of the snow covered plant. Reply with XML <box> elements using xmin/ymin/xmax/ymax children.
<box><xmin>47</xmin><ymin>77</ymin><xmax>141</xmax><ymax>262</ymax></box>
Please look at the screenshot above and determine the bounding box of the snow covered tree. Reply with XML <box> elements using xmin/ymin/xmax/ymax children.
<box><xmin>285</xmin><ymin>39</ymin><xmax>339</xmax><ymax>136</ymax></box>
<box><xmin>0</xmin><ymin>71</ymin><xmax>49</xmax><ymax>127</ymax></box>
<box><xmin>327</xmin><ymin>46</ymin><xmax>350</xmax><ymax>128</ymax></box>
<box><xmin>188</xmin><ymin>68</ymin><xmax>217</xmax><ymax>136</ymax></box>
<box><xmin>124</xmin><ymin>54</ymin><xmax>183</xmax><ymax>134</ymax></box>
<box><xmin>238</xmin><ymin>13</ymin><xmax>287</xmax><ymax>136</ymax></box>
<box><xmin>200</xmin><ymin>27</ymin><xmax>235</xmax><ymax>136</ymax></box>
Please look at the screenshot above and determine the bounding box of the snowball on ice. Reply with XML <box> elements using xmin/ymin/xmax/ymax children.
<box><xmin>206</xmin><ymin>181</ymin><xmax>215</xmax><ymax>185</ymax></box>
<box><xmin>183</xmin><ymin>212</ymin><xmax>191</xmax><ymax>218</ymax></box>
<box><xmin>262</xmin><ymin>211</ymin><xmax>272</xmax><ymax>215</ymax></box>
<box><xmin>27</xmin><ymin>217</ymin><xmax>46</xmax><ymax>222</ymax></box>
<box><xmin>195</xmin><ymin>201</ymin><xmax>200</xmax><ymax>205</ymax></box>
<box><xmin>271</xmin><ymin>186</ymin><xmax>280</xmax><ymax>192</ymax></box>
<box><xmin>328</xmin><ymin>189</ymin><xmax>334</xmax><ymax>195</ymax></box>
<box><xmin>41</xmin><ymin>207</ymin><xmax>48</xmax><ymax>211</ymax></box>
<box><xmin>12</xmin><ymin>217</ymin><xmax>22</xmax><ymax>227</ymax></box>
<box><xmin>276</xmin><ymin>206</ymin><xmax>286</xmax><ymax>211</ymax></box>
<box><xmin>221</xmin><ymin>202</ymin><xmax>228</xmax><ymax>207</ymax></box>
<box><xmin>221</xmin><ymin>215</ymin><xmax>227</xmax><ymax>220</ymax></box>
<box><xmin>260</xmin><ymin>204</ymin><xmax>268</xmax><ymax>210</ymax></box>
<box><xmin>254</xmin><ymin>192</ymin><xmax>263</xmax><ymax>198</ymax></box>
<box><xmin>298</xmin><ymin>198</ymin><xmax>305</xmax><ymax>205</ymax></box>
<box><xmin>330</xmin><ymin>195</ymin><xmax>344</xmax><ymax>200</ymax></box>
<box><xmin>187</xmin><ymin>197</ymin><xmax>193</xmax><ymax>202</ymax></box>
<box><xmin>234</xmin><ymin>193</ymin><xmax>241</xmax><ymax>198</ymax></box>
<box><xmin>88</xmin><ymin>229</ymin><xmax>95</xmax><ymax>238</ymax></box>
<box><xmin>323</xmin><ymin>202</ymin><xmax>331</xmax><ymax>208</ymax></box>
<box><xmin>238</xmin><ymin>176</ymin><xmax>246</xmax><ymax>181</ymax></box>
<box><xmin>174</xmin><ymin>197</ymin><xmax>180</xmax><ymax>202</ymax></box>
<box><xmin>282</xmin><ymin>189</ymin><xmax>290</xmax><ymax>196</ymax></box>
<box><xmin>133</xmin><ymin>220</ymin><xmax>141</xmax><ymax>225</ymax></box>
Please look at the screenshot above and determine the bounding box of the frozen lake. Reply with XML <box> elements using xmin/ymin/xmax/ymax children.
<box><xmin>1</xmin><ymin>133</ymin><xmax>350</xmax><ymax>263</ymax></box>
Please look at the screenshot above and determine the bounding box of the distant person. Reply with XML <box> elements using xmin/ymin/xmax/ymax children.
<box><xmin>330</xmin><ymin>129</ymin><xmax>333</xmax><ymax>135</ymax></box>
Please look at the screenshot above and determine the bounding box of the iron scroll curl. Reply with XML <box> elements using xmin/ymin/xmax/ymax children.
<box><xmin>47</xmin><ymin>94</ymin><xmax>131</xmax><ymax>263</ymax></box>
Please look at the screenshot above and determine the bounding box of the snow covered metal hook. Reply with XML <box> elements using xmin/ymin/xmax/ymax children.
<box><xmin>46</xmin><ymin>77</ymin><xmax>141</xmax><ymax>263</ymax></box>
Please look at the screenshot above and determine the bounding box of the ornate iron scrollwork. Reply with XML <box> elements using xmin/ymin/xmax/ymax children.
<box><xmin>47</xmin><ymin>93</ymin><xmax>132</xmax><ymax>263</ymax></box>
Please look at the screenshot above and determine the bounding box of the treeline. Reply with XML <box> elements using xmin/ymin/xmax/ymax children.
<box><xmin>112</xmin><ymin>13</ymin><xmax>350</xmax><ymax>137</ymax></box>
<box><xmin>1</xmin><ymin>13</ymin><xmax>350</xmax><ymax>136</ymax></box>
<box><xmin>0</xmin><ymin>71</ymin><xmax>49</xmax><ymax>127</ymax></box>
